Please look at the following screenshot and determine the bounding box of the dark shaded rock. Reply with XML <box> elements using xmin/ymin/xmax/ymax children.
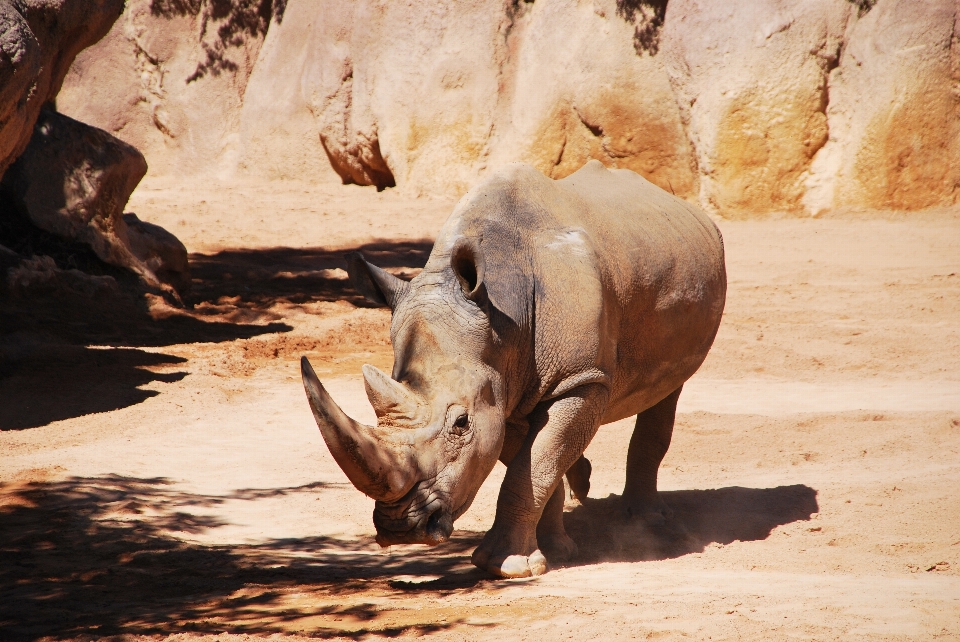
<box><xmin>0</xmin><ymin>242</ymin><xmax>18</xmax><ymax>270</ymax></box>
<box><xmin>0</xmin><ymin>184</ymin><xmax>133</xmax><ymax>281</ymax></box>
<box><xmin>124</xmin><ymin>213</ymin><xmax>191</xmax><ymax>293</ymax></box>
<box><xmin>2</xmin><ymin>108</ymin><xmax>188</xmax><ymax>294</ymax></box>
<box><xmin>6</xmin><ymin>254</ymin><xmax>121</xmax><ymax>299</ymax></box>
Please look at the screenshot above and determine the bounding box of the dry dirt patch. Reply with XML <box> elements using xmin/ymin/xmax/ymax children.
<box><xmin>1</xmin><ymin>182</ymin><xmax>958</xmax><ymax>640</ymax></box>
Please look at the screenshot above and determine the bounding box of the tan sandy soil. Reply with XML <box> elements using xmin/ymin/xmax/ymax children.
<box><xmin>1</xmin><ymin>177</ymin><xmax>959</xmax><ymax>641</ymax></box>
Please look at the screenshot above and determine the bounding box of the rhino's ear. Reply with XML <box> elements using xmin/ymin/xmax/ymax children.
<box><xmin>345</xmin><ymin>251</ymin><xmax>407</xmax><ymax>308</ymax></box>
<box><xmin>451</xmin><ymin>237</ymin><xmax>486</xmax><ymax>303</ymax></box>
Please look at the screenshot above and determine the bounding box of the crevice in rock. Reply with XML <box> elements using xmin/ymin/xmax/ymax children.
<box><xmin>576</xmin><ymin>108</ymin><xmax>604</xmax><ymax>139</ymax></box>
<box><xmin>149</xmin><ymin>0</ymin><xmax>279</xmax><ymax>84</ymax></box>
<box><xmin>803</xmin><ymin>28</ymin><xmax>849</xmax><ymax>216</ymax></box>
<box><xmin>616</xmin><ymin>0</ymin><xmax>668</xmax><ymax>56</ymax></box>
<box><xmin>847</xmin><ymin>0</ymin><xmax>877</xmax><ymax>18</ymax></box>
<box><xmin>554</xmin><ymin>134</ymin><xmax>567</xmax><ymax>170</ymax></box>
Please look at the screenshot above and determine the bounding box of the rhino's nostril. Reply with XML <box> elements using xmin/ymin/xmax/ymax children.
<box><xmin>425</xmin><ymin>508</ymin><xmax>452</xmax><ymax>545</ymax></box>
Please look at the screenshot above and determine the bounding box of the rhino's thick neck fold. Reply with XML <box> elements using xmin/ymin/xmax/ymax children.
<box><xmin>301</xmin><ymin>357</ymin><xmax>417</xmax><ymax>501</ymax></box>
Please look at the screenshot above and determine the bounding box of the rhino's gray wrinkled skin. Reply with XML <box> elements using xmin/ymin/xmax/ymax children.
<box><xmin>301</xmin><ymin>160</ymin><xmax>726</xmax><ymax>578</ymax></box>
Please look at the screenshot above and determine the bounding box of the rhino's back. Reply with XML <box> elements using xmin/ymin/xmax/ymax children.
<box><xmin>555</xmin><ymin>161</ymin><xmax>726</xmax><ymax>421</ymax></box>
<box><xmin>430</xmin><ymin>161</ymin><xmax>726</xmax><ymax>421</ymax></box>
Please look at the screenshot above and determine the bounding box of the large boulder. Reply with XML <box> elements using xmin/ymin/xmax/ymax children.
<box><xmin>1</xmin><ymin>107</ymin><xmax>189</xmax><ymax>293</ymax></box>
<box><xmin>0</xmin><ymin>0</ymin><xmax>124</xmax><ymax>178</ymax></box>
<box><xmin>309</xmin><ymin>0</ymin><xmax>505</xmax><ymax>195</ymax></box>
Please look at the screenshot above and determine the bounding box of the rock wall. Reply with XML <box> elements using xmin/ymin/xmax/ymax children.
<box><xmin>56</xmin><ymin>0</ymin><xmax>282</xmax><ymax>180</ymax></box>
<box><xmin>806</xmin><ymin>0</ymin><xmax>960</xmax><ymax>213</ymax></box>
<box><xmin>660</xmin><ymin>0</ymin><xmax>850</xmax><ymax>216</ymax></box>
<box><xmin>57</xmin><ymin>0</ymin><xmax>960</xmax><ymax>216</ymax></box>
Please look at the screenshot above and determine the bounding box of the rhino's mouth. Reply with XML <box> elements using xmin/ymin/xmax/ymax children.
<box><xmin>373</xmin><ymin>479</ymin><xmax>458</xmax><ymax>546</ymax></box>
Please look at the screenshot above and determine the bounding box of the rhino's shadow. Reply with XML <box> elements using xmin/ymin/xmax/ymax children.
<box><xmin>562</xmin><ymin>484</ymin><xmax>819</xmax><ymax>565</ymax></box>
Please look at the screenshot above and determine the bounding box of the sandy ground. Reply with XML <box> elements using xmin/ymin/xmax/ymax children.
<box><xmin>1</xmin><ymin>177</ymin><xmax>959</xmax><ymax>641</ymax></box>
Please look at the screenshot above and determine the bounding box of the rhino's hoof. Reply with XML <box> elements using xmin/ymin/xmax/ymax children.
<box><xmin>474</xmin><ymin>544</ymin><xmax>548</xmax><ymax>578</ymax></box>
<box><xmin>497</xmin><ymin>550</ymin><xmax>548</xmax><ymax>578</ymax></box>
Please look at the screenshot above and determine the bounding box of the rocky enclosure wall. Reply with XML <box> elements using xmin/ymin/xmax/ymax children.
<box><xmin>58</xmin><ymin>0</ymin><xmax>960</xmax><ymax>216</ymax></box>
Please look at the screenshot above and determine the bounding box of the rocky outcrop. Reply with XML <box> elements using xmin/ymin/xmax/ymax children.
<box><xmin>805</xmin><ymin>0</ymin><xmax>960</xmax><ymax>213</ymax></box>
<box><xmin>0</xmin><ymin>0</ymin><xmax>124</xmax><ymax>178</ymax></box>
<box><xmin>660</xmin><ymin>0</ymin><xmax>852</xmax><ymax>216</ymax></box>
<box><xmin>2</xmin><ymin>108</ymin><xmax>189</xmax><ymax>293</ymax></box>
<box><xmin>124</xmin><ymin>212</ymin><xmax>190</xmax><ymax>293</ymax></box>
<box><xmin>57</xmin><ymin>0</ymin><xmax>960</xmax><ymax>216</ymax></box>
<box><xmin>57</xmin><ymin>0</ymin><xmax>297</xmax><ymax>181</ymax></box>
<box><xmin>266</xmin><ymin>0</ymin><xmax>696</xmax><ymax>198</ymax></box>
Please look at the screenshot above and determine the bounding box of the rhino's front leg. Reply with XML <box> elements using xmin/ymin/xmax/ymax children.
<box><xmin>473</xmin><ymin>383</ymin><xmax>608</xmax><ymax>578</ymax></box>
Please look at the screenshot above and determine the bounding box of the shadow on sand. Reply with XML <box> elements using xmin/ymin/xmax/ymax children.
<box><xmin>0</xmin><ymin>475</ymin><xmax>486</xmax><ymax>641</ymax></box>
<box><xmin>0</xmin><ymin>241</ymin><xmax>432</xmax><ymax>430</ymax></box>
<box><xmin>0</xmin><ymin>345</ymin><xmax>187</xmax><ymax>430</ymax></box>
<box><xmin>185</xmin><ymin>241</ymin><xmax>433</xmax><ymax>311</ymax></box>
<box><xmin>0</xmin><ymin>476</ymin><xmax>817</xmax><ymax>640</ymax></box>
<box><xmin>563</xmin><ymin>484</ymin><xmax>820</xmax><ymax>565</ymax></box>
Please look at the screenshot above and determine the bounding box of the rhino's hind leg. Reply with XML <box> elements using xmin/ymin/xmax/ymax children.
<box><xmin>565</xmin><ymin>455</ymin><xmax>592</xmax><ymax>501</ymax></box>
<box><xmin>536</xmin><ymin>479</ymin><xmax>577</xmax><ymax>563</ymax></box>
<box><xmin>622</xmin><ymin>385</ymin><xmax>683</xmax><ymax>525</ymax></box>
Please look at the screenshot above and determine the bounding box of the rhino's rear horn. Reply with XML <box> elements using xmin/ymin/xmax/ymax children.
<box><xmin>345</xmin><ymin>251</ymin><xmax>408</xmax><ymax>308</ymax></box>
<box><xmin>362</xmin><ymin>364</ymin><xmax>427</xmax><ymax>423</ymax></box>
<box><xmin>300</xmin><ymin>356</ymin><xmax>415</xmax><ymax>501</ymax></box>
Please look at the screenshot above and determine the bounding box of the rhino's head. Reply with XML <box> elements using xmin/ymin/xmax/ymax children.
<box><xmin>301</xmin><ymin>238</ymin><xmax>511</xmax><ymax>546</ymax></box>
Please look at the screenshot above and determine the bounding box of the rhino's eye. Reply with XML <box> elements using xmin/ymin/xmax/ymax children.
<box><xmin>451</xmin><ymin>413</ymin><xmax>469</xmax><ymax>435</ymax></box>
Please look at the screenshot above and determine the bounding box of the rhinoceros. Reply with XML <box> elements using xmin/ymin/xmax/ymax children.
<box><xmin>301</xmin><ymin>160</ymin><xmax>726</xmax><ymax>578</ymax></box>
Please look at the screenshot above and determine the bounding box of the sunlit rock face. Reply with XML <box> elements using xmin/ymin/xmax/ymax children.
<box><xmin>659</xmin><ymin>0</ymin><xmax>852</xmax><ymax>217</ymax></box>
<box><xmin>57</xmin><ymin>0</ymin><xmax>959</xmax><ymax>216</ymax></box>
<box><xmin>804</xmin><ymin>0</ymin><xmax>960</xmax><ymax>214</ymax></box>
<box><xmin>56</xmin><ymin>0</ymin><xmax>281</xmax><ymax>182</ymax></box>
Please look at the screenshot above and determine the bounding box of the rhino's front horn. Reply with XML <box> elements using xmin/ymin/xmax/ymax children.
<box><xmin>301</xmin><ymin>357</ymin><xmax>416</xmax><ymax>502</ymax></box>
